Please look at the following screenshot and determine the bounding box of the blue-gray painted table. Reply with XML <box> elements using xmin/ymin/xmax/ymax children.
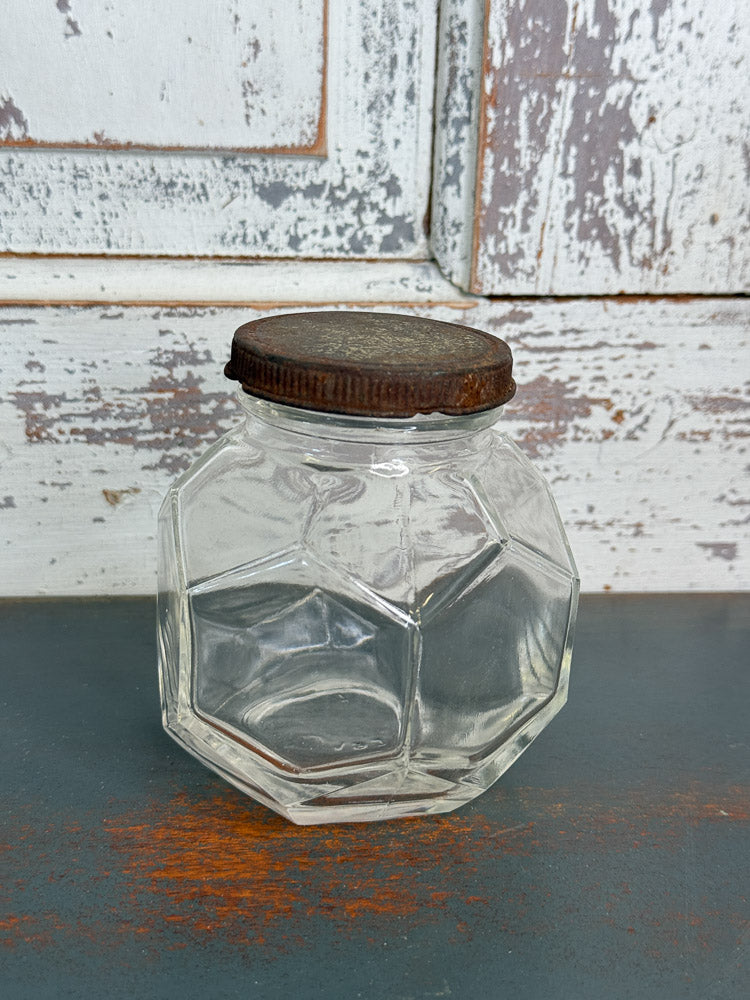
<box><xmin>1</xmin><ymin>596</ymin><xmax>748</xmax><ymax>998</ymax></box>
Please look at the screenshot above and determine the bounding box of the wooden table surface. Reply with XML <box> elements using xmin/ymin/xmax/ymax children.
<box><xmin>1</xmin><ymin>595</ymin><xmax>748</xmax><ymax>999</ymax></box>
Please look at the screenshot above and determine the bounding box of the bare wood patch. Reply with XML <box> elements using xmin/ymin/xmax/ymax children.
<box><xmin>102</xmin><ymin>487</ymin><xmax>141</xmax><ymax>507</ymax></box>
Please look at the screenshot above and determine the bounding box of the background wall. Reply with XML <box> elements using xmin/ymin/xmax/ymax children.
<box><xmin>1</xmin><ymin>1</ymin><xmax>748</xmax><ymax>595</ymax></box>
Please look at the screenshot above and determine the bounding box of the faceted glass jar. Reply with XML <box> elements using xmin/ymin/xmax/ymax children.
<box><xmin>158</xmin><ymin>390</ymin><xmax>579</xmax><ymax>825</ymax></box>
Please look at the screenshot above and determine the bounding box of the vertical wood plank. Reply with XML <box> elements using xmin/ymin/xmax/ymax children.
<box><xmin>432</xmin><ymin>0</ymin><xmax>750</xmax><ymax>295</ymax></box>
<box><xmin>431</xmin><ymin>0</ymin><xmax>485</xmax><ymax>291</ymax></box>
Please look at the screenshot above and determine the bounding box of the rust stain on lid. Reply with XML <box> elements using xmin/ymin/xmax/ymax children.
<box><xmin>225</xmin><ymin>311</ymin><xmax>516</xmax><ymax>417</ymax></box>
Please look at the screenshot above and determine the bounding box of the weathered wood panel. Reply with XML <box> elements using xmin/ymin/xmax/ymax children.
<box><xmin>0</xmin><ymin>1</ymin><xmax>436</xmax><ymax>257</ymax></box>
<box><xmin>0</xmin><ymin>256</ymin><xmax>472</xmax><ymax>307</ymax></box>
<box><xmin>432</xmin><ymin>0</ymin><xmax>750</xmax><ymax>294</ymax></box>
<box><xmin>1</xmin><ymin>272</ymin><xmax>746</xmax><ymax>595</ymax></box>
<box><xmin>0</xmin><ymin>3</ymin><xmax>325</xmax><ymax>153</ymax></box>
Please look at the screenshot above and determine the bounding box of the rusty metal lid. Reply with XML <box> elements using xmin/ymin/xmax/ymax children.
<box><xmin>224</xmin><ymin>311</ymin><xmax>515</xmax><ymax>417</ymax></box>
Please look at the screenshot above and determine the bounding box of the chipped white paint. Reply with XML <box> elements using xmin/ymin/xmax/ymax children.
<box><xmin>1</xmin><ymin>280</ymin><xmax>747</xmax><ymax>596</ymax></box>
<box><xmin>0</xmin><ymin>257</ymin><xmax>473</xmax><ymax>306</ymax></box>
<box><xmin>0</xmin><ymin>2</ymin><xmax>324</xmax><ymax>152</ymax></box>
<box><xmin>432</xmin><ymin>0</ymin><xmax>750</xmax><ymax>294</ymax></box>
<box><xmin>0</xmin><ymin>1</ymin><xmax>436</xmax><ymax>257</ymax></box>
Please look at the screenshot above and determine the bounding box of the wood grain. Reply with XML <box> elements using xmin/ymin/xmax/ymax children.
<box><xmin>432</xmin><ymin>0</ymin><xmax>750</xmax><ymax>295</ymax></box>
<box><xmin>0</xmin><ymin>1</ymin><xmax>436</xmax><ymax>258</ymax></box>
<box><xmin>1</xmin><ymin>273</ymin><xmax>746</xmax><ymax>595</ymax></box>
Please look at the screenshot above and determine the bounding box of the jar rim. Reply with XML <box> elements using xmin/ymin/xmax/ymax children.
<box><xmin>236</xmin><ymin>387</ymin><xmax>503</xmax><ymax>442</ymax></box>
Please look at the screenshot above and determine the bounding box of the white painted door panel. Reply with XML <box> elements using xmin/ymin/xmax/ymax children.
<box><xmin>0</xmin><ymin>2</ymin><xmax>324</xmax><ymax>152</ymax></box>
<box><xmin>0</xmin><ymin>1</ymin><xmax>437</xmax><ymax>258</ymax></box>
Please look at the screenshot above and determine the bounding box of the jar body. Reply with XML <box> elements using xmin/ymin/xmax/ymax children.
<box><xmin>158</xmin><ymin>393</ymin><xmax>578</xmax><ymax>824</ymax></box>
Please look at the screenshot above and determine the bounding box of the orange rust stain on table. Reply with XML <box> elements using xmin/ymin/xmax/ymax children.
<box><xmin>95</xmin><ymin>781</ymin><xmax>750</xmax><ymax>946</ymax></box>
<box><xmin>103</xmin><ymin>791</ymin><xmax>507</xmax><ymax>941</ymax></box>
<box><xmin>3</xmin><ymin>782</ymin><xmax>747</xmax><ymax>954</ymax></box>
<box><xmin>0</xmin><ymin>913</ymin><xmax>68</xmax><ymax>951</ymax></box>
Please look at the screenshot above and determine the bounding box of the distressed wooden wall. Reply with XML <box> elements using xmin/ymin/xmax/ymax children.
<box><xmin>0</xmin><ymin>2</ymin><xmax>747</xmax><ymax>596</ymax></box>
<box><xmin>432</xmin><ymin>0</ymin><xmax>750</xmax><ymax>294</ymax></box>
<box><xmin>1</xmin><ymin>261</ymin><xmax>747</xmax><ymax>596</ymax></box>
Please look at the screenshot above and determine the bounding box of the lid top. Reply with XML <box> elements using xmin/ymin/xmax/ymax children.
<box><xmin>225</xmin><ymin>311</ymin><xmax>515</xmax><ymax>417</ymax></box>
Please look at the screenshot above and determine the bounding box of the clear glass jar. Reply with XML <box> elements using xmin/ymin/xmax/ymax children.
<box><xmin>158</xmin><ymin>312</ymin><xmax>578</xmax><ymax>824</ymax></box>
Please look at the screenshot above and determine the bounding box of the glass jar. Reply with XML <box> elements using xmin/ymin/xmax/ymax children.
<box><xmin>157</xmin><ymin>312</ymin><xmax>578</xmax><ymax>824</ymax></box>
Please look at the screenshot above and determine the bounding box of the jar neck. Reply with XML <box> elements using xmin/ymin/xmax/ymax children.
<box><xmin>235</xmin><ymin>389</ymin><xmax>503</xmax><ymax>446</ymax></box>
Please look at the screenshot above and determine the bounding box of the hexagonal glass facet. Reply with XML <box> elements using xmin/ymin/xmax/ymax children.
<box><xmin>189</xmin><ymin>556</ymin><xmax>412</xmax><ymax>771</ymax></box>
<box><xmin>158</xmin><ymin>394</ymin><xmax>578</xmax><ymax>824</ymax></box>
